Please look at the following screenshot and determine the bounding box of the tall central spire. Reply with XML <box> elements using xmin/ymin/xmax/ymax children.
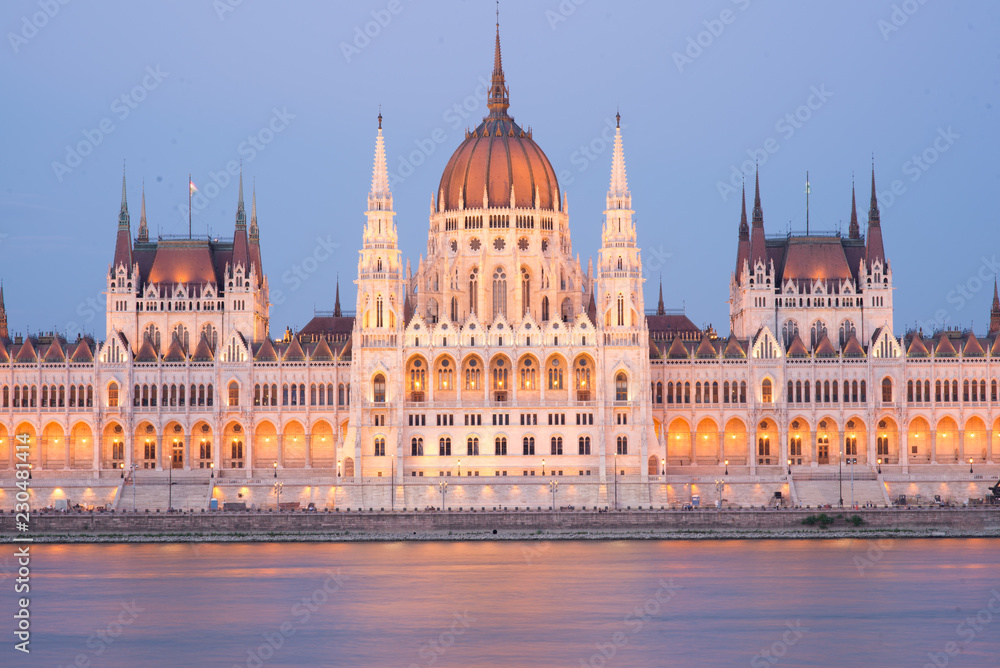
<box><xmin>607</xmin><ymin>111</ymin><xmax>629</xmax><ymax>201</ymax></box>
<box><xmin>369</xmin><ymin>110</ymin><xmax>391</xmax><ymax>206</ymax></box>
<box><xmin>487</xmin><ymin>10</ymin><xmax>509</xmax><ymax>117</ymax></box>
<box><xmin>848</xmin><ymin>178</ymin><xmax>860</xmax><ymax>239</ymax></box>
<box><xmin>138</xmin><ymin>182</ymin><xmax>149</xmax><ymax>242</ymax></box>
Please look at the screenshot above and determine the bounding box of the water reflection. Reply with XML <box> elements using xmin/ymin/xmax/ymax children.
<box><xmin>4</xmin><ymin>539</ymin><xmax>999</xmax><ymax>667</ymax></box>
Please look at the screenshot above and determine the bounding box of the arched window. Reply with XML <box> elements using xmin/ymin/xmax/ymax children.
<box><xmin>144</xmin><ymin>323</ymin><xmax>161</xmax><ymax>351</ymax></box>
<box><xmin>438</xmin><ymin>437</ymin><xmax>451</xmax><ymax>456</ymax></box>
<box><xmin>616</xmin><ymin>294</ymin><xmax>625</xmax><ymax>327</ymax></box>
<box><xmin>761</xmin><ymin>379</ymin><xmax>772</xmax><ymax>403</ymax></box>
<box><xmin>228</xmin><ymin>381</ymin><xmax>239</xmax><ymax>406</ymax></box>
<box><xmin>615</xmin><ymin>372</ymin><xmax>628</xmax><ymax>401</ymax></box>
<box><xmin>782</xmin><ymin>320</ymin><xmax>799</xmax><ymax>348</ymax></box>
<box><xmin>810</xmin><ymin>321</ymin><xmax>827</xmax><ymax>349</ymax></box>
<box><xmin>173</xmin><ymin>323</ymin><xmax>190</xmax><ymax>352</ymax></box>
<box><xmin>492</xmin><ymin>267</ymin><xmax>507</xmax><ymax>319</ymax></box>
<box><xmin>373</xmin><ymin>374</ymin><xmax>386</xmax><ymax>403</ymax></box>
<box><xmin>521</xmin><ymin>267</ymin><xmax>531</xmax><ymax>316</ymax></box>
<box><xmin>882</xmin><ymin>377</ymin><xmax>893</xmax><ymax>402</ymax></box>
<box><xmin>374</xmin><ymin>437</ymin><xmax>385</xmax><ymax>456</ymax></box>
<box><xmin>578</xmin><ymin>435</ymin><xmax>591</xmax><ymax>455</ymax></box>
<box><xmin>494</xmin><ymin>436</ymin><xmax>506</xmax><ymax>455</ymax></box>
<box><xmin>839</xmin><ymin>320</ymin><xmax>856</xmax><ymax>347</ymax></box>
<box><xmin>469</xmin><ymin>268</ymin><xmax>479</xmax><ymax>316</ymax></box>
<box><xmin>616</xmin><ymin>435</ymin><xmax>628</xmax><ymax>455</ymax></box>
<box><xmin>467</xmin><ymin>437</ymin><xmax>479</xmax><ymax>456</ymax></box>
<box><xmin>202</xmin><ymin>323</ymin><xmax>218</xmax><ymax>351</ymax></box>
<box><xmin>450</xmin><ymin>296</ymin><xmax>458</xmax><ymax>322</ymax></box>
<box><xmin>107</xmin><ymin>382</ymin><xmax>119</xmax><ymax>407</ymax></box>
<box><xmin>522</xmin><ymin>436</ymin><xmax>535</xmax><ymax>455</ymax></box>
<box><xmin>550</xmin><ymin>436</ymin><xmax>563</xmax><ymax>455</ymax></box>
<box><xmin>411</xmin><ymin>437</ymin><xmax>424</xmax><ymax>456</ymax></box>
<box><xmin>541</xmin><ymin>296</ymin><xmax>549</xmax><ymax>322</ymax></box>
<box><xmin>655</xmin><ymin>382</ymin><xmax>663</xmax><ymax>404</ymax></box>
<box><xmin>376</xmin><ymin>296</ymin><xmax>384</xmax><ymax>328</ymax></box>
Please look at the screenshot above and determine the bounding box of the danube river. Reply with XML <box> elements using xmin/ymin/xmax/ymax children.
<box><xmin>4</xmin><ymin>539</ymin><xmax>1000</xmax><ymax>667</ymax></box>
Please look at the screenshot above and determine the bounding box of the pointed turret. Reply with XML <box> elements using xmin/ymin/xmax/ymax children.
<box><xmin>334</xmin><ymin>278</ymin><xmax>342</xmax><ymax>318</ymax></box>
<box><xmin>848</xmin><ymin>180</ymin><xmax>860</xmax><ymax>239</ymax></box>
<box><xmin>0</xmin><ymin>282</ymin><xmax>7</xmax><ymax>341</ymax></box>
<box><xmin>608</xmin><ymin>111</ymin><xmax>629</xmax><ymax>204</ymax></box>
<box><xmin>865</xmin><ymin>164</ymin><xmax>885</xmax><ymax>267</ymax></box>
<box><xmin>487</xmin><ymin>18</ymin><xmax>509</xmax><ymax>117</ymax></box>
<box><xmin>232</xmin><ymin>171</ymin><xmax>250</xmax><ymax>273</ymax></box>
<box><xmin>137</xmin><ymin>183</ymin><xmax>149</xmax><ymax>243</ymax></box>
<box><xmin>749</xmin><ymin>167</ymin><xmax>767</xmax><ymax>270</ymax></box>
<box><xmin>249</xmin><ymin>183</ymin><xmax>263</xmax><ymax>288</ymax></box>
<box><xmin>601</xmin><ymin>112</ymin><xmax>635</xmax><ymax>244</ymax></box>
<box><xmin>989</xmin><ymin>279</ymin><xmax>1000</xmax><ymax>337</ymax></box>
<box><xmin>735</xmin><ymin>181</ymin><xmax>750</xmax><ymax>280</ymax></box>
<box><xmin>112</xmin><ymin>169</ymin><xmax>133</xmax><ymax>274</ymax></box>
<box><xmin>657</xmin><ymin>278</ymin><xmax>665</xmax><ymax>316</ymax></box>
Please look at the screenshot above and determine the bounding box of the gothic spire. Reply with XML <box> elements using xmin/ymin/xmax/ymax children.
<box><xmin>112</xmin><ymin>168</ymin><xmax>133</xmax><ymax>273</ymax></box>
<box><xmin>118</xmin><ymin>168</ymin><xmax>129</xmax><ymax>228</ymax></box>
<box><xmin>865</xmin><ymin>162</ymin><xmax>886</xmax><ymax>268</ymax></box>
<box><xmin>748</xmin><ymin>166</ymin><xmax>767</xmax><ymax>270</ymax></box>
<box><xmin>250</xmin><ymin>182</ymin><xmax>259</xmax><ymax>239</ymax></box>
<box><xmin>739</xmin><ymin>180</ymin><xmax>749</xmax><ymax>239</ymax></box>
<box><xmin>607</xmin><ymin>111</ymin><xmax>629</xmax><ymax>201</ymax></box>
<box><xmin>369</xmin><ymin>112</ymin><xmax>391</xmax><ymax>205</ymax></box>
<box><xmin>0</xmin><ymin>282</ymin><xmax>7</xmax><ymax>341</ymax></box>
<box><xmin>735</xmin><ymin>180</ymin><xmax>751</xmax><ymax>281</ymax></box>
<box><xmin>989</xmin><ymin>278</ymin><xmax>1000</xmax><ymax>337</ymax></box>
<box><xmin>334</xmin><ymin>277</ymin><xmax>342</xmax><ymax>318</ymax></box>
<box><xmin>487</xmin><ymin>12</ymin><xmax>509</xmax><ymax>117</ymax></box>
<box><xmin>657</xmin><ymin>277</ymin><xmax>665</xmax><ymax>316</ymax></box>
<box><xmin>848</xmin><ymin>178</ymin><xmax>860</xmax><ymax>239</ymax></box>
<box><xmin>752</xmin><ymin>165</ymin><xmax>764</xmax><ymax>226</ymax></box>
<box><xmin>235</xmin><ymin>169</ymin><xmax>247</xmax><ymax>229</ymax></box>
<box><xmin>137</xmin><ymin>182</ymin><xmax>149</xmax><ymax>243</ymax></box>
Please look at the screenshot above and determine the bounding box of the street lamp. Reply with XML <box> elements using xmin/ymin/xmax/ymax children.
<box><xmin>168</xmin><ymin>443</ymin><xmax>175</xmax><ymax>512</ymax></box>
<box><xmin>210</xmin><ymin>461</ymin><xmax>214</xmax><ymax>479</ymax></box>
<box><xmin>877</xmin><ymin>458</ymin><xmax>882</xmax><ymax>475</ymax></box>
<box><xmin>724</xmin><ymin>459</ymin><xmax>729</xmax><ymax>476</ymax></box>
<box><xmin>848</xmin><ymin>457</ymin><xmax>856</xmax><ymax>509</ymax></box>
<box><xmin>838</xmin><ymin>449</ymin><xmax>844</xmax><ymax>507</ymax></box>
<box><xmin>970</xmin><ymin>458</ymin><xmax>974</xmax><ymax>474</ymax></box>
<box><xmin>661</xmin><ymin>458</ymin><xmax>665</xmax><ymax>476</ymax></box>
<box><xmin>542</xmin><ymin>458</ymin><xmax>546</xmax><ymax>476</ymax></box>
<box><xmin>438</xmin><ymin>481</ymin><xmax>448</xmax><ymax>510</ymax></box>
<box><xmin>549</xmin><ymin>480</ymin><xmax>558</xmax><ymax>510</ymax></box>
<box><xmin>787</xmin><ymin>458</ymin><xmax>792</xmax><ymax>475</ymax></box>
<box><xmin>337</xmin><ymin>460</ymin><xmax>341</xmax><ymax>478</ymax></box>
<box><xmin>457</xmin><ymin>458</ymin><xmax>462</xmax><ymax>478</ymax></box>
<box><xmin>273</xmin><ymin>461</ymin><xmax>277</xmax><ymax>479</ymax></box>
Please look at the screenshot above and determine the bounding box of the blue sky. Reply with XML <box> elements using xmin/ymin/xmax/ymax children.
<box><xmin>1</xmin><ymin>0</ymin><xmax>997</xmax><ymax>341</ymax></box>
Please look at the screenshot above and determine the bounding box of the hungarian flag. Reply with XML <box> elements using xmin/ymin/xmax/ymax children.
<box><xmin>189</xmin><ymin>177</ymin><xmax>198</xmax><ymax>194</ymax></box>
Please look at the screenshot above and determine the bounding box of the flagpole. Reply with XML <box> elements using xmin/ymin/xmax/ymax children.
<box><xmin>188</xmin><ymin>173</ymin><xmax>192</xmax><ymax>239</ymax></box>
<box><xmin>805</xmin><ymin>170</ymin><xmax>810</xmax><ymax>235</ymax></box>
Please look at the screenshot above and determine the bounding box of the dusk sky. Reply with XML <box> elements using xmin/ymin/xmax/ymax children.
<box><xmin>2</xmin><ymin>0</ymin><xmax>997</xmax><ymax>341</ymax></box>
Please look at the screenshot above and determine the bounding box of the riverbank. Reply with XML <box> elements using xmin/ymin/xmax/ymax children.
<box><xmin>3</xmin><ymin>507</ymin><xmax>1000</xmax><ymax>543</ymax></box>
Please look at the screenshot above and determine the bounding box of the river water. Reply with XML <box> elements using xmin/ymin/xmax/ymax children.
<box><xmin>3</xmin><ymin>539</ymin><xmax>1000</xmax><ymax>667</ymax></box>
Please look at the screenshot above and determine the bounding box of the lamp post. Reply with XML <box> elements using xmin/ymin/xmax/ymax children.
<box><xmin>877</xmin><ymin>458</ymin><xmax>882</xmax><ymax>475</ymax></box>
<box><xmin>970</xmin><ymin>457</ymin><xmax>974</xmax><ymax>474</ymax></box>
<box><xmin>838</xmin><ymin>449</ymin><xmax>844</xmax><ymax>507</ymax></box>
<box><xmin>549</xmin><ymin>480</ymin><xmax>558</xmax><ymax>510</ymax></box>
<box><xmin>439</xmin><ymin>481</ymin><xmax>448</xmax><ymax>510</ymax></box>
<box><xmin>458</xmin><ymin>458</ymin><xmax>462</xmax><ymax>478</ymax></box>
<box><xmin>273</xmin><ymin>461</ymin><xmax>277</xmax><ymax>479</ymax></box>
<box><xmin>168</xmin><ymin>444</ymin><xmax>175</xmax><ymax>512</ymax></box>
<box><xmin>724</xmin><ymin>459</ymin><xmax>729</xmax><ymax>476</ymax></box>
<box><xmin>541</xmin><ymin>458</ymin><xmax>545</xmax><ymax>476</ymax></box>
<box><xmin>210</xmin><ymin>462</ymin><xmax>214</xmax><ymax>479</ymax></box>
<box><xmin>661</xmin><ymin>458</ymin><xmax>665</xmax><ymax>476</ymax></box>
<box><xmin>849</xmin><ymin>457</ymin><xmax>856</xmax><ymax>509</ymax></box>
<box><xmin>337</xmin><ymin>459</ymin><xmax>341</xmax><ymax>478</ymax></box>
<box><xmin>787</xmin><ymin>458</ymin><xmax>792</xmax><ymax>476</ymax></box>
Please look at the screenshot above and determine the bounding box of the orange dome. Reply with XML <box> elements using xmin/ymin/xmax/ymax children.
<box><xmin>438</xmin><ymin>116</ymin><xmax>560</xmax><ymax>212</ymax></box>
<box><xmin>436</xmin><ymin>24</ymin><xmax>560</xmax><ymax>212</ymax></box>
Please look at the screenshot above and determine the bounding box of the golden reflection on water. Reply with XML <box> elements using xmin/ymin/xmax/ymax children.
<box><xmin>13</xmin><ymin>538</ymin><xmax>1000</xmax><ymax>667</ymax></box>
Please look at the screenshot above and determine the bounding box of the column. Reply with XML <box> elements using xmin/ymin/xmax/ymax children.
<box><xmin>183</xmin><ymin>435</ymin><xmax>191</xmax><ymax>471</ymax></box>
<box><xmin>717</xmin><ymin>432</ymin><xmax>725</xmax><ymax>465</ymax></box>
<box><xmin>689</xmin><ymin>431</ymin><xmax>697</xmax><ymax>466</ymax></box>
<box><xmin>930</xmin><ymin>431</ymin><xmax>937</xmax><ymax>465</ymax></box>
<box><xmin>867</xmin><ymin>429</ymin><xmax>876</xmax><ymax>466</ymax></box>
<box><xmin>93</xmin><ymin>429</ymin><xmax>102</xmax><ymax>473</ymax></box>
<box><xmin>809</xmin><ymin>430</ymin><xmax>818</xmax><ymax>467</ymax></box>
<box><xmin>277</xmin><ymin>434</ymin><xmax>284</xmax><ymax>468</ymax></box>
<box><xmin>64</xmin><ymin>437</ymin><xmax>72</xmax><ymax>470</ymax></box>
<box><xmin>748</xmin><ymin>431</ymin><xmax>756</xmax><ymax>475</ymax></box>
<box><xmin>245</xmin><ymin>431</ymin><xmax>254</xmax><ymax>478</ymax></box>
<box><xmin>778</xmin><ymin>422</ymin><xmax>788</xmax><ymax>470</ymax></box>
<box><xmin>900</xmin><ymin>430</ymin><xmax>908</xmax><ymax>467</ymax></box>
<box><xmin>213</xmin><ymin>434</ymin><xmax>222</xmax><ymax>474</ymax></box>
<box><xmin>305</xmin><ymin>434</ymin><xmax>312</xmax><ymax>469</ymax></box>
<box><xmin>123</xmin><ymin>432</ymin><xmax>132</xmax><ymax>473</ymax></box>
<box><xmin>958</xmin><ymin>430</ymin><xmax>965</xmax><ymax>464</ymax></box>
<box><xmin>156</xmin><ymin>435</ymin><xmax>163</xmax><ymax>471</ymax></box>
<box><xmin>988</xmin><ymin>429</ymin><xmax>994</xmax><ymax>465</ymax></box>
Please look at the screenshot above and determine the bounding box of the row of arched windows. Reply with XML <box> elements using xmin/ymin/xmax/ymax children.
<box><xmin>2</xmin><ymin>384</ymin><xmax>95</xmax><ymax>408</ymax></box>
<box><xmin>133</xmin><ymin>383</ymin><xmax>215</xmax><ymax>407</ymax></box>
<box><xmin>786</xmin><ymin>380</ymin><xmax>868</xmax><ymax>404</ymax></box>
<box><xmin>253</xmin><ymin>383</ymin><xmax>350</xmax><ymax>407</ymax></box>
<box><xmin>400</xmin><ymin>435</ymin><xmax>602</xmax><ymax>457</ymax></box>
<box><xmin>658</xmin><ymin>381</ymin><xmax>747</xmax><ymax>405</ymax></box>
<box><xmin>907</xmin><ymin>379</ymin><xmax>997</xmax><ymax>403</ymax></box>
